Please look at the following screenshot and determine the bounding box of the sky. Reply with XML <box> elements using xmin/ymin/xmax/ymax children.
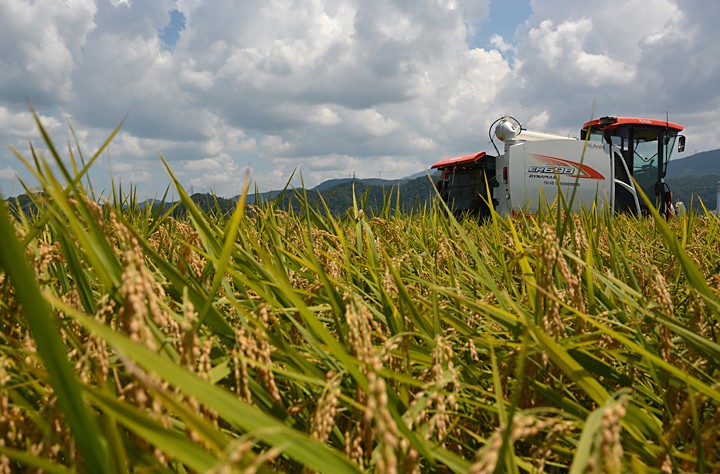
<box><xmin>1</xmin><ymin>0</ymin><xmax>719</xmax><ymax>198</ymax></box>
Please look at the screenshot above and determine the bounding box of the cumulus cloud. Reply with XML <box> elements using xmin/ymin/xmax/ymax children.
<box><xmin>509</xmin><ymin>0</ymin><xmax>711</xmax><ymax>135</ymax></box>
<box><xmin>0</xmin><ymin>0</ymin><xmax>96</xmax><ymax>106</ymax></box>
<box><xmin>179</xmin><ymin>153</ymin><xmax>251</xmax><ymax>195</ymax></box>
<box><xmin>0</xmin><ymin>166</ymin><xmax>18</xmax><ymax>180</ymax></box>
<box><xmin>0</xmin><ymin>0</ymin><xmax>719</xmax><ymax>197</ymax></box>
<box><xmin>490</xmin><ymin>34</ymin><xmax>513</xmax><ymax>53</ymax></box>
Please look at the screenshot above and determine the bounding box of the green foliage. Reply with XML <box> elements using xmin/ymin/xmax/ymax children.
<box><xmin>666</xmin><ymin>173</ymin><xmax>720</xmax><ymax>211</ymax></box>
<box><xmin>1</xmin><ymin>117</ymin><xmax>720</xmax><ymax>472</ymax></box>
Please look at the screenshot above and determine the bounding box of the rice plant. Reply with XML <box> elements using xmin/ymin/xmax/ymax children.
<box><xmin>0</xmin><ymin>116</ymin><xmax>719</xmax><ymax>473</ymax></box>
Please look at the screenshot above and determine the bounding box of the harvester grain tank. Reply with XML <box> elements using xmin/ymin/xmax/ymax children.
<box><xmin>432</xmin><ymin>115</ymin><xmax>686</xmax><ymax>218</ymax></box>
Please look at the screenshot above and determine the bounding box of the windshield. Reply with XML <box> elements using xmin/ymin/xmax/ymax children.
<box><xmin>632</xmin><ymin>137</ymin><xmax>659</xmax><ymax>202</ymax></box>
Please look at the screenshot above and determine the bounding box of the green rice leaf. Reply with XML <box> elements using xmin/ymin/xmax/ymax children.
<box><xmin>85</xmin><ymin>387</ymin><xmax>219</xmax><ymax>472</ymax></box>
<box><xmin>0</xmin><ymin>446</ymin><xmax>74</xmax><ymax>474</ymax></box>
<box><xmin>568</xmin><ymin>403</ymin><xmax>604</xmax><ymax>474</ymax></box>
<box><xmin>0</xmin><ymin>200</ymin><xmax>110</xmax><ymax>474</ymax></box>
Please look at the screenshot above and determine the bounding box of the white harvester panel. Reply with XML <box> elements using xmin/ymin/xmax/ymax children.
<box><xmin>432</xmin><ymin>114</ymin><xmax>685</xmax><ymax>220</ymax></box>
<box><xmin>503</xmin><ymin>140</ymin><xmax>612</xmax><ymax>214</ymax></box>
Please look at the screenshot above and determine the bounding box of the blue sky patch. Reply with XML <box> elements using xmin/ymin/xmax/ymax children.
<box><xmin>472</xmin><ymin>0</ymin><xmax>531</xmax><ymax>50</ymax></box>
<box><xmin>159</xmin><ymin>9</ymin><xmax>185</xmax><ymax>51</ymax></box>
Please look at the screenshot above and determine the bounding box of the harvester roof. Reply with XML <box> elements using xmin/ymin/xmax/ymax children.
<box><xmin>431</xmin><ymin>151</ymin><xmax>486</xmax><ymax>170</ymax></box>
<box><xmin>582</xmin><ymin>116</ymin><xmax>684</xmax><ymax>132</ymax></box>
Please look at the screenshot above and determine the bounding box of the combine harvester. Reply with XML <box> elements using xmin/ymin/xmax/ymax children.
<box><xmin>432</xmin><ymin>115</ymin><xmax>686</xmax><ymax>219</ymax></box>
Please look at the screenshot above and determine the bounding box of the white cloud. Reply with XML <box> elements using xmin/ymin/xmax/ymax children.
<box><xmin>525</xmin><ymin>111</ymin><xmax>550</xmax><ymax>131</ymax></box>
<box><xmin>410</xmin><ymin>136</ymin><xmax>436</xmax><ymax>151</ymax></box>
<box><xmin>348</xmin><ymin>109</ymin><xmax>398</xmax><ymax>137</ymax></box>
<box><xmin>0</xmin><ymin>166</ymin><xmax>18</xmax><ymax>180</ymax></box>
<box><xmin>490</xmin><ymin>34</ymin><xmax>513</xmax><ymax>53</ymax></box>
<box><xmin>179</xmin><ymin>59</ymin><xmax>215</xmax><ymax>90</ymax></box>
<box><xmin>108</xmin><ymin>161</ymin><xmax>154</xmax><ymax>184</ymax></box>
<box><xmin>179</xmin><ymin>153</ymin><xmax>251</xmax><ymax>195</ymax></box>
<box><xmin>1</xmin><ymin>0</ymin><xmax>719</xmax><ymax>197</ymax></box>
<box><xmin>505</xmin><ymin>0</ymin><xmax>718</xmax><ymax>135</ymax></box>
<box><xmin>0</xmin><ymin>107</ymin><xmax>60</xmax><ymax>138</ymax></box>
<box><xmin>574</xmin><ymin>52</ymin><xmax>636</xmax><ymax>87</ymax></box>
<box><xmin>0</xmin><ymin>0</ymin><xmax>96</xmax><ymax>105</ymax></box>
<box><xmin>520</xmin><ymin>17</ymin><xmax>636</xmax><ymax>87</ymax></box>
<box><xmin>261</xmin><ymin>135</ymin><xmax>293</xmax><ymax>155</ymax></box>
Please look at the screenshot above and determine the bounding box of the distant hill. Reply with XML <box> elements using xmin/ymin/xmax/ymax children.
<box><xmin>666</xmin><ymin>174</ymin><xmax>719</xmax><ymax>211</ymax></box>
<box><xmin>667</xmin><ymin>149</ymin><xmax>720</xmax><ymax>178</ymax></box>
<box><xmin>313</xmin><ymin>177</ymin><xmax>409</xmax><ymax>191</ymax></box>
<box><xmin>232</xmin><ymin>175</ymin><xmax>437</xmax><ymax>209</ymax></box>
<box><xmin>244</xmin><ymin>189</ymin><xmax>284</xmax><ymax>205</ymax></box>
<box><xmin>6</xmin><ymin>192</ymin><xmax>45</xmax><ymax>217</ymax></box>
<box><xmin>665</xmin><ymin>149</ymin><xmax>720</xmax><ymax>210</ymax></box>
<box><xmin>403</xmin><ymin>169</ymin><xmax>440</xmax><ymax>180</ymax></box>
<box><xmin>274</xmin><ymin>177</ymin><xmax>437</xmax><ymax>217</ymax></box>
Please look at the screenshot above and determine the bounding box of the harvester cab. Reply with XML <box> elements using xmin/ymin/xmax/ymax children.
<box><xmin>431</xmin><ymin>115</ymin><xmax>685</xmax><ymax>219</ymax></box>
<box><xmin>580</xmin><ymin>116</ymin><xmax>685</xmax><ymax>216</ymax></box>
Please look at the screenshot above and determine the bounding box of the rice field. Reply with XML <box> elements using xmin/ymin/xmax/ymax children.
<box><xmin>1</xmin><ymin>118</ymin><xmax>719</xmax><ymax>473</ymax></box>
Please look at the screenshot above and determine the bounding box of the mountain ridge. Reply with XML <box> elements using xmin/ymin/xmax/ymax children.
<box><xmin>667</xmin><ymin>148</ymin><xmax>720</xmax><ymax>178</ymax></box>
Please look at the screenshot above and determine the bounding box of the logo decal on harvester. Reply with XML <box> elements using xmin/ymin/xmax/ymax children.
<box><xmin>526</xmin><ymin>154</ymin><xmax>605</xmax><ymax>180</ymax></box>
